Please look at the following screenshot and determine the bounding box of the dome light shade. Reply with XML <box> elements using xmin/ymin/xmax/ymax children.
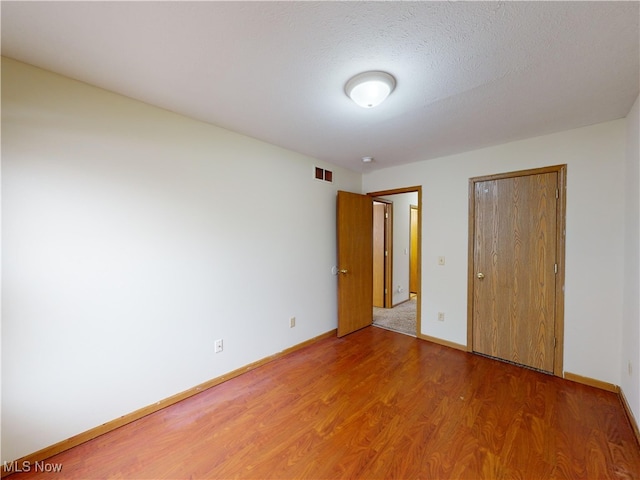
<box><xmin>345</xmin><ymin>71</ymin><xmax>396</xmax><ymax>108</ymax></box>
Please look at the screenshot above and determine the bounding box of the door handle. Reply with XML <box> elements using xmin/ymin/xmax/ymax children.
<box><xmin>477</xmin><ymin>272</ymin><xmax>485</xmax><ymax>279</ymax></box>
<box><xmin>338</xmin><ymin>269</ymin><xmax>348</xmax><ymax>275</ymax></box>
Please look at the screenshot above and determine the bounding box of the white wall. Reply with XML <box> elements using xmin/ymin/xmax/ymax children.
<box><xmin>1</xmin><ymin>58</ymin><xmax>362</xmax><ymax>462</ymax></box>
<box><xmin>622</xmin><ymin>95</ymin><xmax>640</xmax><ymax>422</ymax></box>
<box><xmin>364</xmin><ymin>120</ymin><xmax>627</xmax><ymax>385</ymax></box>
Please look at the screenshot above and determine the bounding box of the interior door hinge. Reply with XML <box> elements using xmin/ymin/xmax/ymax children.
<box><xmin>384</xmin><ymin>288</ymin><xmax>388</xmax><ymax>294</ymax></box>
<box><xmin>556</xmin><ymin>188</ymin><xmax>559</xmax><ymax>199</ymax></box>
<box><xmin>385</xmin><ymin>213</ymin><xmax>389</xmax><ymax>219</ymax></box>
<box><xmin>385</xmin><ymin>250</ymin><xmax>388</xmax><ymax>257</ymax></box>
<box><xmin>554</xmin><ymin>338</ymin><xmax>557</xmax><ymax>348</ymax></box>
<box><xmin>554</xmin><ymin>263</ymin><xmax>558</xmax><ymax>274</ymax></box>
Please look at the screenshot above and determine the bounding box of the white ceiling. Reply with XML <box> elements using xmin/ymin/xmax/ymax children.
<box><xmin>2</xmin><ymin>1</ymin><xmax>639</xmax><ymax>172</ymax></box>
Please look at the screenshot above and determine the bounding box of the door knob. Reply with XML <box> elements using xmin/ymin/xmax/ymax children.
<box><xmin>477</xmin><ymin>272</ymin><xmax>485</xmax><ymax>279</ymax></box>
<box><xmin>338</xmin><ymin>269</ymin><xmax>348</xmax><ymax>275</ymax></box>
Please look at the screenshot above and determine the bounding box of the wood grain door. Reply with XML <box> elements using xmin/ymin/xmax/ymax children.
<box><xmin>337</xmin><ymin>191</ymin><xmax>373</xmax><ymax>337</ymax></box>
<box><xmin>409</xmin><ymin>205</ymin><xmax>419</xmax><ymax>294</ymax></box>
<box><xmin>372</xmin><ymin>203</ymin><xmax>386</xmax><ymax>308</ymax></box>
<box><xmin>470</xmin><ymin>168</ymin><xmax>564</xmax><ymax>373</ymax></box>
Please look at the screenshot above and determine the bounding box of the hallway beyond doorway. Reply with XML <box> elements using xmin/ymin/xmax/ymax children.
<box><xmin>373</xmin><ymin>296</ymin><xmax>417</xmax><ymax>337</ymax></box>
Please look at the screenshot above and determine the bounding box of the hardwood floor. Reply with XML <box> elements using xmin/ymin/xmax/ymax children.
<box><xmin>8</xmin><ymin>327</ymin><xmax>640</xmax><ymax>479</ymax></box>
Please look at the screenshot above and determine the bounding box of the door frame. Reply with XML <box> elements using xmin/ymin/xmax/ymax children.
<box><xmin>466</xmin><ymin>165</ymin><xmax>566</xmax><ymax>377</ymax></box>
<box><xmin>368</xmin><ymin>186</ymin><xmax>422</xmax><ymax>337</ymax></box>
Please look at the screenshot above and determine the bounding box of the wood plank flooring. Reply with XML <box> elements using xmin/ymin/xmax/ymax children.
<box><xmin>7</xmin><ymin>327</ymin><xmax>640</xmax><ymax>479</ymax></box>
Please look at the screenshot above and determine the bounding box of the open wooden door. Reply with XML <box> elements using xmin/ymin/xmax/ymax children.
<box><xmin>337</xmin><ymin>191</ymin><xmax>373</xmax><ymax>337</ymax></box>
<box><xmin>409</xmin><ymin>205</ymin><xmax>419</xmax><ymax>294</ymax></box>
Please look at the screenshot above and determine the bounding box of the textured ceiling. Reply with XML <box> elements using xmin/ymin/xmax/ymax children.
<box><xmin>2</xmin><ymin>1</ymin><xmax>639</xmax><ymax>172</ymax></box>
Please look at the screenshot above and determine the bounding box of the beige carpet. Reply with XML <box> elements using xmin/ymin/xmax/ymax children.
<box><xmin>373</xmin><ymin>297</ymin><xmax>416</xmax><ymax>337</ymax></box>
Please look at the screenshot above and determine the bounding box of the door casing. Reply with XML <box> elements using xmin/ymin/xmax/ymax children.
<box><xmin>467</xmin><ymin>165</ymin><xmax>566</xmax><ymax>377</ymax></box>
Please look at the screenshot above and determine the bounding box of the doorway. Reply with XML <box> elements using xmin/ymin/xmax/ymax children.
<box><xmin>335</xmin><ymin>187</ymin><xmax>422</xmax><ymax>338</ymax></box>
<box><xmin>467</xmin><ymin>165</ymin><xmax>566</xmax><ymax>375</ymax></box>
<box><xmin>368</xmin><ymin>187</ymin><xmax>422</xmax><ymax>337</ymax></box>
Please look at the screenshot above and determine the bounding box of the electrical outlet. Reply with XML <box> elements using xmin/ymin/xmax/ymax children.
<box><xmin>289</xmin><ymin>316</ymin><xmax>296</xmax><ymax>328</ymax></box>
<box><xmin>214</xmin><ymin>339</ymin><xmax>223</xmax><ymax>353</ymax></box>
<box><xmin>629</xmin><ymin>361</ymin><xmax>633</xmax><ymax>376</ymax></box>
<box><xmin>438</xmin><ymin>312</ymin><xmax>445</xmax><ymax>322</ymax></box>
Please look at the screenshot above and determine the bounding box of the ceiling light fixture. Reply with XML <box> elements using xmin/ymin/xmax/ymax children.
<box><xmin>345</xmin><ymin>71</ymin><xmax>396</xmax><ymax>108</ymax></box>
<box><xmin>362</xmin><ymin>156</ymin><xmax>374</xmax><ymax>163</ymax></box>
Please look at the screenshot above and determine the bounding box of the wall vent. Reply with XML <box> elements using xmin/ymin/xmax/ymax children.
<box><xmin>314</xmin><ymin>166</ymin><xmax>333</xmax><ymax>183</ymax></box>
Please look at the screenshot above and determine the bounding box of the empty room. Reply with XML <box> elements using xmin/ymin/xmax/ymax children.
<box><xmin>2</xmin><ymin>1</ymin><xmax>640</xmax><ymax>478</ymax></box>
